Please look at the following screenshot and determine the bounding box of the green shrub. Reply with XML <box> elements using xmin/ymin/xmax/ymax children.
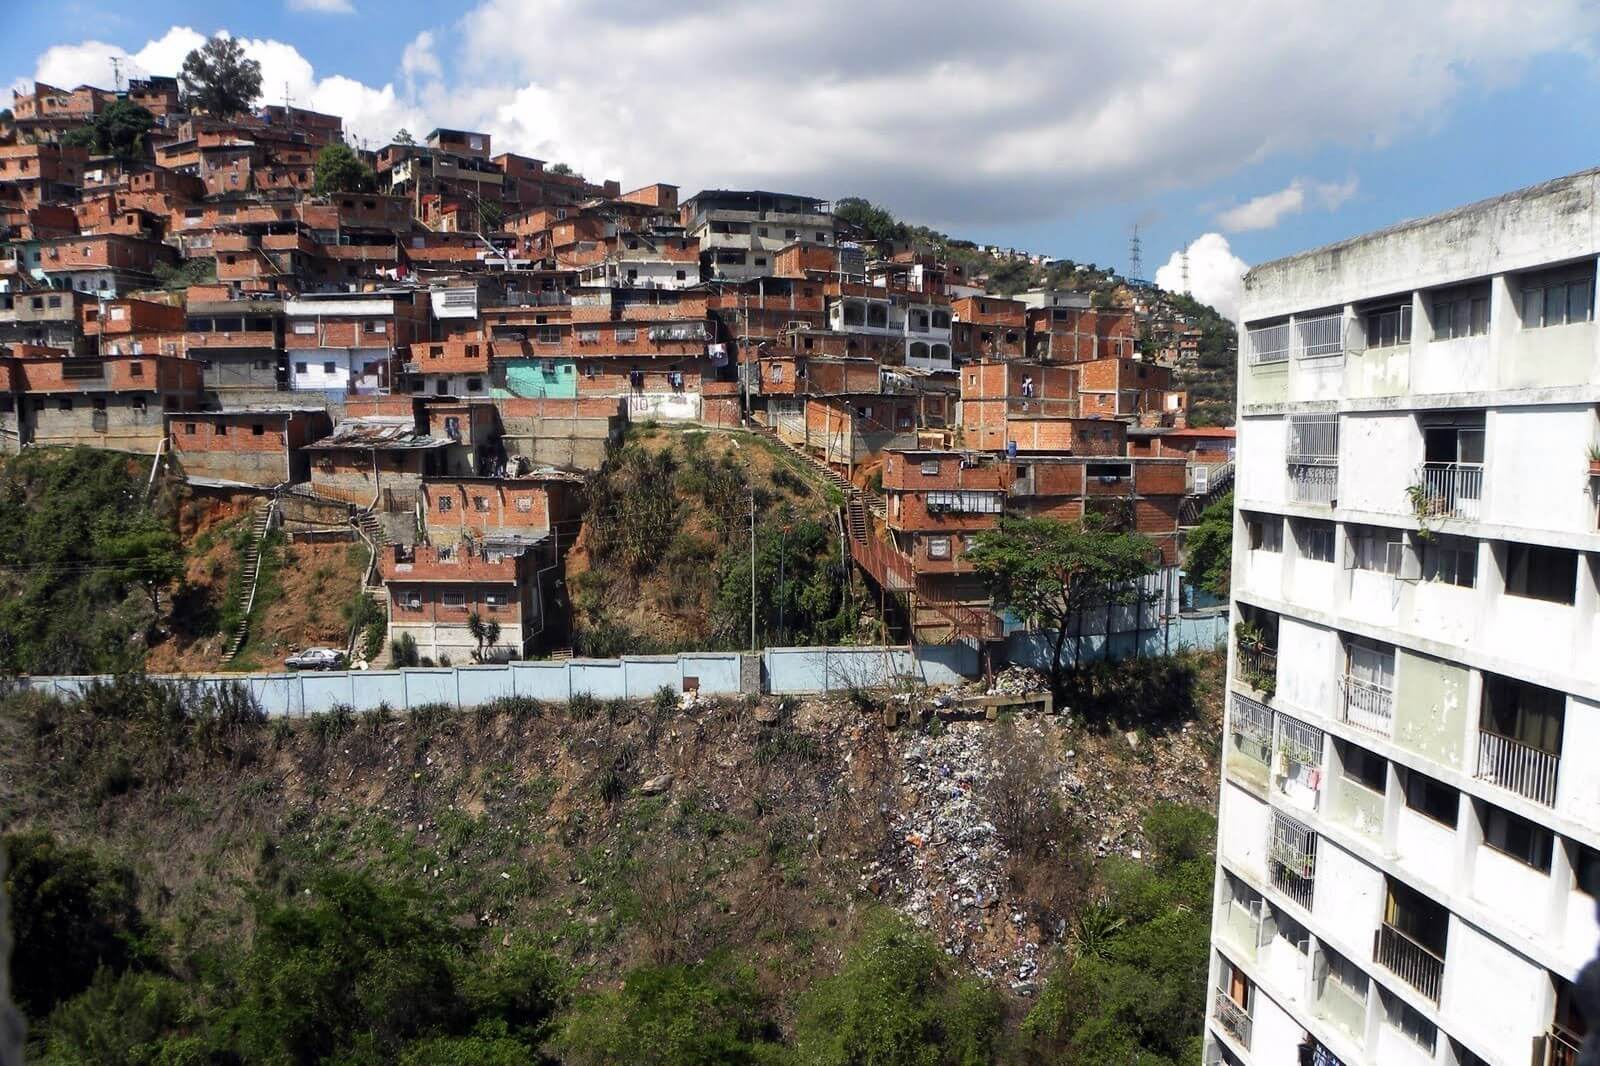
<box><xmin>793</xmin><ymin>913</ymin><xmax>1003</xmax><ymax>1066</ymax></box>
<box><xmin>557</xmin><ymin>959</ymin><xmax>781</xmax><ymax>1066</ymax></box>
<box><xmin>3</xmin><ymin>830</ymin><xmax>147</xmax><ymax>1020</ymax></box>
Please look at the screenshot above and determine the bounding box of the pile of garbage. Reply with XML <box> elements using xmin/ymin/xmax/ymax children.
<box><xmin>860</xmin><ymin>721</ymin><xmax>1042</xmax><ymax>993</ymax></box>
<box><xmin>979</xmin><ymin>665</ymin><xmax>1049</xmax><ymax>697</ymax></box>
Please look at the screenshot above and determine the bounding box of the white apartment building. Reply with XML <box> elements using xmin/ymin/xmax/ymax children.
<box><xmin>1207</xmin><ymin>169</ymin><xmax>1600</xmax><ymax>1066</ymax></box>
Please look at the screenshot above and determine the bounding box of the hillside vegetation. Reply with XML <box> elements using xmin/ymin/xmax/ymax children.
<box><xmin>3</xmin><ymin>653</ymin><xmax>1223</xmax><ymax>1064</ymax></box>
<box><xmin>569</xmin><ymin>426</ymin><xmax>871</xmax><ymax>655</ymax></box>
<box><xmin>0</xmin><ymin>447</ymin><xmax>371</xmax><ymax>677</ymax></box>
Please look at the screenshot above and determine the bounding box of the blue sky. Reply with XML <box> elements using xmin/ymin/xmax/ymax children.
<box><xmin>6</xmin><ymin>0</ymin><xmax>1600</xmax><ymax>316</ymax></box>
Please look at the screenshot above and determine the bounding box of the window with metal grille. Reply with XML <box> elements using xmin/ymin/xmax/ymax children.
<box><xmin>1287</xmin><ymin>414</ymin><xmax>1339</xmax><ymax>460</ymax></box>
<box><xmin>1270</xmin><ymin>810</ymin><xmax>1317</xmax><ymax>877</ymax></box>
<box><xmin>1276</xmin><ymin>714</ymin><xmax>1324</xmax><ymax>771</ymax></box>
<box><xmin>1229</xmin><ymin>693</ymin><xmax>1273</xmax><ymax>765</ymax></box>
<box><xmin>925</xmin><ymin>490</ymin><xmax>1003</xmax><ymax>513</ymax></box>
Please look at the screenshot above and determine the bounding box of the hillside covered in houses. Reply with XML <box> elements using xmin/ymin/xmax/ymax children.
<box><xmin>0</xmin><ymin>33</ymin><xmax>1236</xmax><ymax>673</ymax></box>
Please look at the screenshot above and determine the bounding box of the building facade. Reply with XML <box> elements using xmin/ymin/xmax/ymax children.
<box><xmin>1206</xmin><ymin>170</ymin><xmax>1600</xmax><ymax>1066</ymax></box>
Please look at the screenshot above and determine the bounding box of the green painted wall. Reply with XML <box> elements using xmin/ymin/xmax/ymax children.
<box><xmin>495</xmin><ymin>358</ymin><xmax>577</xmax><ymax>399</ymax></box>
<box><xmin>1392</xmin><ymin>649</ymin><xmax>1469</xmax><ymax>770</ymax></box>
<box><xmin>1240</xmin><ymin>362</ymin><xmax>1288</xmax><ymax>407</ymax></box>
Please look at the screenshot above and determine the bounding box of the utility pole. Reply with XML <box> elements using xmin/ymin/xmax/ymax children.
<box><xmin>748</xmin><ymin>489</ymin><xmax>757</xmax><ymax>652</ymax></box>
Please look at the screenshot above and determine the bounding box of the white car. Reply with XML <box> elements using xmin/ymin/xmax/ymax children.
<box><xmin>285</xmin><ymin>647</ymin><xmax>346</xmax><ymax>671</ymax></box>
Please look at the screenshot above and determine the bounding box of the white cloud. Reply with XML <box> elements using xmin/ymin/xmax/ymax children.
<box><xmin>287</xmin><ymin>0</ymin><xmax>356</xmax><ymax>13</ymax></box>
<box><xmin>18</xmin><ymin>1</ymin><xmax>1599</xmax><ymax>229</ymax></box>
<box><xmin>444</xmin><ymin>0</ymin><xmax>1597</xmax><ymax>226</ymax></box>
<box><xmin>401</xmin><ymin>31</ymin><xmax>441</xmax><ymax>84</ymax></box>
<box><xmin>1154</xmin><ymin>233</ymin><xmax>1248</xmax><ymax>320</ymax></box>
<box><xmin>1216</xmin><ymin>176</ymin><xmax>1359</xmax><ymax>232</ymax></box>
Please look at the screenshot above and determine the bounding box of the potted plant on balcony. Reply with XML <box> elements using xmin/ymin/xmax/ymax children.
<box><xmin>1587</xmin><ymin>442</ymin><xmax>1600</xmax><ymax>477</ymax></box>
<box><xmin>1233</xmin><ymin>620</ymin><xmax>1276</xmax><ymax>697</ymax></box>
<box><xmin>1404</xmin><ymin>478</ymin><xmax>1441</xmax><ymax>541</ymax></box>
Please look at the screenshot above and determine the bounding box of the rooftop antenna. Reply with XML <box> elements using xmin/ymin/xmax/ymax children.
<box><xmin>1180</xmin><ymin>246</ymin><xmax>1190</xmax><ymax>295</ymax></box>
<box><xmin>1128</xmin><ymin>223</ymin><xmax>1143</xmax><ymax>281</ymax></box>
<box><xmin>111</xmin><ymin>57</ymin><xmax>124</xmax><ymax>94</ymax></box>
<box><xmin>283</xmin><ymin>82</ymin><xmax>294</xmax><ymax>128</ymax></box>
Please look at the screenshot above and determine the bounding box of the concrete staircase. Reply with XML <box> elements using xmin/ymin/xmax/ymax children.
<box><xmin>222</xmin><ymin>498</ymin><xmax>275</xmax><ymax>663</ymax></box>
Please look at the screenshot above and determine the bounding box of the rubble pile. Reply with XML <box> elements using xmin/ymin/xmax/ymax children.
<box><xmin>977</xmin><ymin>665</ymin><xmax>1049</xmax><ymax>697</ymax></box>
<box><xmin>861</xmin><ymin>721</ymin><xmax>1042</xmax><ymax>992</ymax></box>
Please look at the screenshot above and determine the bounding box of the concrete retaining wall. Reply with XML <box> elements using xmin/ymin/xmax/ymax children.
<box><xmin>13</xmin><ymin>619</ymin><xmax>1226</xmax><ymax>716</ymax></box>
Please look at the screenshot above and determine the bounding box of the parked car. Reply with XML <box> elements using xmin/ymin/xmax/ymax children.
<box><xmin>285</xmin><ymin>647</ymin><xmax>346</xmax><ymax>671</ymax></box>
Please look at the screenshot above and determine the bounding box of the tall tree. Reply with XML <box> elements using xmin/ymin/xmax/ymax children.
<box><xmin>97</xmin><ymin>100</ymin><xmax>156</xmax><ymax>159</ymax></box>
<box><xmin>392</xmin><ymin>128</ymin><xmax>416</xmax><ymax>145</ymax></box>
<box><xmin>1183</xmin><ymin>490</ymin><xmax>1233</xmax><ymax>599</ymax></box>
<box><xmin>313</xmin><ymin>142</ymin><xmax>375</xmax><ymax>195</ymax></box>
<box><xmin>180</xmin><ymin>35</ymin><xmax>263</xmax><ymax>118</ymax></box>
<box><xmin>967</xmin><ymin>515</ymin><xmax>1158</xmax><ymax>693</ymax></box>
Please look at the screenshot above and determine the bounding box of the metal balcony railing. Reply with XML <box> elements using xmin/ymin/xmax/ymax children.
<box><xmin>1340</xmin><ymin>675</ymin><xmax>1394</xmax><ymax>738</ymax></box>
<box><xmin>1374</xmin><ymin>922</ymin><xmax>1444</xmax><ymax>1003</ymax></box>
<box><xmin>1415</xmin><ymin>462</ymin><xmax>1483</xmax><ymax>521</ymax></box>
<box><xmin>1288</xmin><ymin>462</ymin><xmax>1339</xmax><ymax>505</ymax></box>
<box><xmin>1213</xmin><ymin>988</ymin><xmax>1253</xmax><ymax>1049</ymax></box>
<box><xmin>1235</xmin><ymin>644</ymin><xmax>1277</xmax><ymax>695</ymax></box>
<box><xmin>1475</xmin><ymin>729</ymin><xmax>1560</xmax><ymax>807</ymax></box>
<box><xmin>1544</xmin><ymin>1026</ymin><xmax>1583</xmax><ymax>1066</ymax></box>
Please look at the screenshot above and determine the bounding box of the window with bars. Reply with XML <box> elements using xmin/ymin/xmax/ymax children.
<box><xmin>1269</xmin><ymin>810</ymin><xmax>1318</xmax><ymax>879</ymax></box>
<box><xmin>925</xmin><ymin>490</ymin><xmax>1003</xmax><ymax>513</ymax></box>
<box><xmin>1246</xmin><ymin>513</ymin><xmax>1282</xmax><ymax>552</ymax></box>
<box><xmin>1275</xmin><ymin>713</ymin><xmax>1324</xmax><ymax>771</ymax></box>
<box><xmin>1246</xmin><ymin>320</ymin><xmax>1291</xmax><ymax>364</ymax></box>
<box><xmin>1287</xmin><ymin>414</ymin><xmax>1339</xmax><ymax>461</ymax></box>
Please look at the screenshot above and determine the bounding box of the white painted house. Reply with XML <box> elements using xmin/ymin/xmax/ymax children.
<box><xmin>1207</xmin><ymin>169</ymin><xmax>1600</xmax><ymax>1066</ymax></box>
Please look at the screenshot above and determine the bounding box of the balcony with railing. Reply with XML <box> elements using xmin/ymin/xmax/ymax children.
<box><xmin>1374</xmin><ymin>922</ymin><xmax>1444</xmax><ymax>1003</ymax></box>
<box><xmin>1413</xmin><ymin>462</ymin><xmax>1483</xmax><ymax>521</ymax></box>
<box><xmin>1213</xmin><ymin>988</ymin><xmax>1253</xmax><ymax>1050</ymax></box>
<box><xmin>1234</xmin><ymin>643</ymin><xmax>1277</xmax><ymax>698</ymax></box>
<box><xmin>1313</xmin><ymin>968</ymin><xmax>1368</xmax><ymax>1042</ymax></box>
<box><xmin>1475</xmin><ymin>729</ymin><xmax>1560</xmax><ymax>807</ymax></box>
<box><xmin>1340</xmin><ymin>674</ymin><xmax>1394</xmax><ymax>737</ymax></box>
<box><xmin>1543</xmin><ymin>1025</ymin><xmax>1583</xmax><ymax>1066</ymax></box>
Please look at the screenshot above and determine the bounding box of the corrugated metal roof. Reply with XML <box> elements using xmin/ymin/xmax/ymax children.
<box><xmin>304</xmin><ymin>417</ymin><xmax>447</xmax><ymax>450</ymax></box>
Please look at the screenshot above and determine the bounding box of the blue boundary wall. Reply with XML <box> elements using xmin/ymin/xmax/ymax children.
<box><xmin>11</xmin><ymin>614</ymin><xmax>1226</xmax><ymax>715</ymax></box>
<box><xmin>1004</xmin><ymin>608</ymin><xmax>1227</xmax><ymax>672</ymax></box>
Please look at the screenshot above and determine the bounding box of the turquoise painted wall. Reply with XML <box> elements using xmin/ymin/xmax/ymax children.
<box><xmin>496</xmin><ymin>358</ymin><xmax>577</xmax><ymax>399</ymax></box>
